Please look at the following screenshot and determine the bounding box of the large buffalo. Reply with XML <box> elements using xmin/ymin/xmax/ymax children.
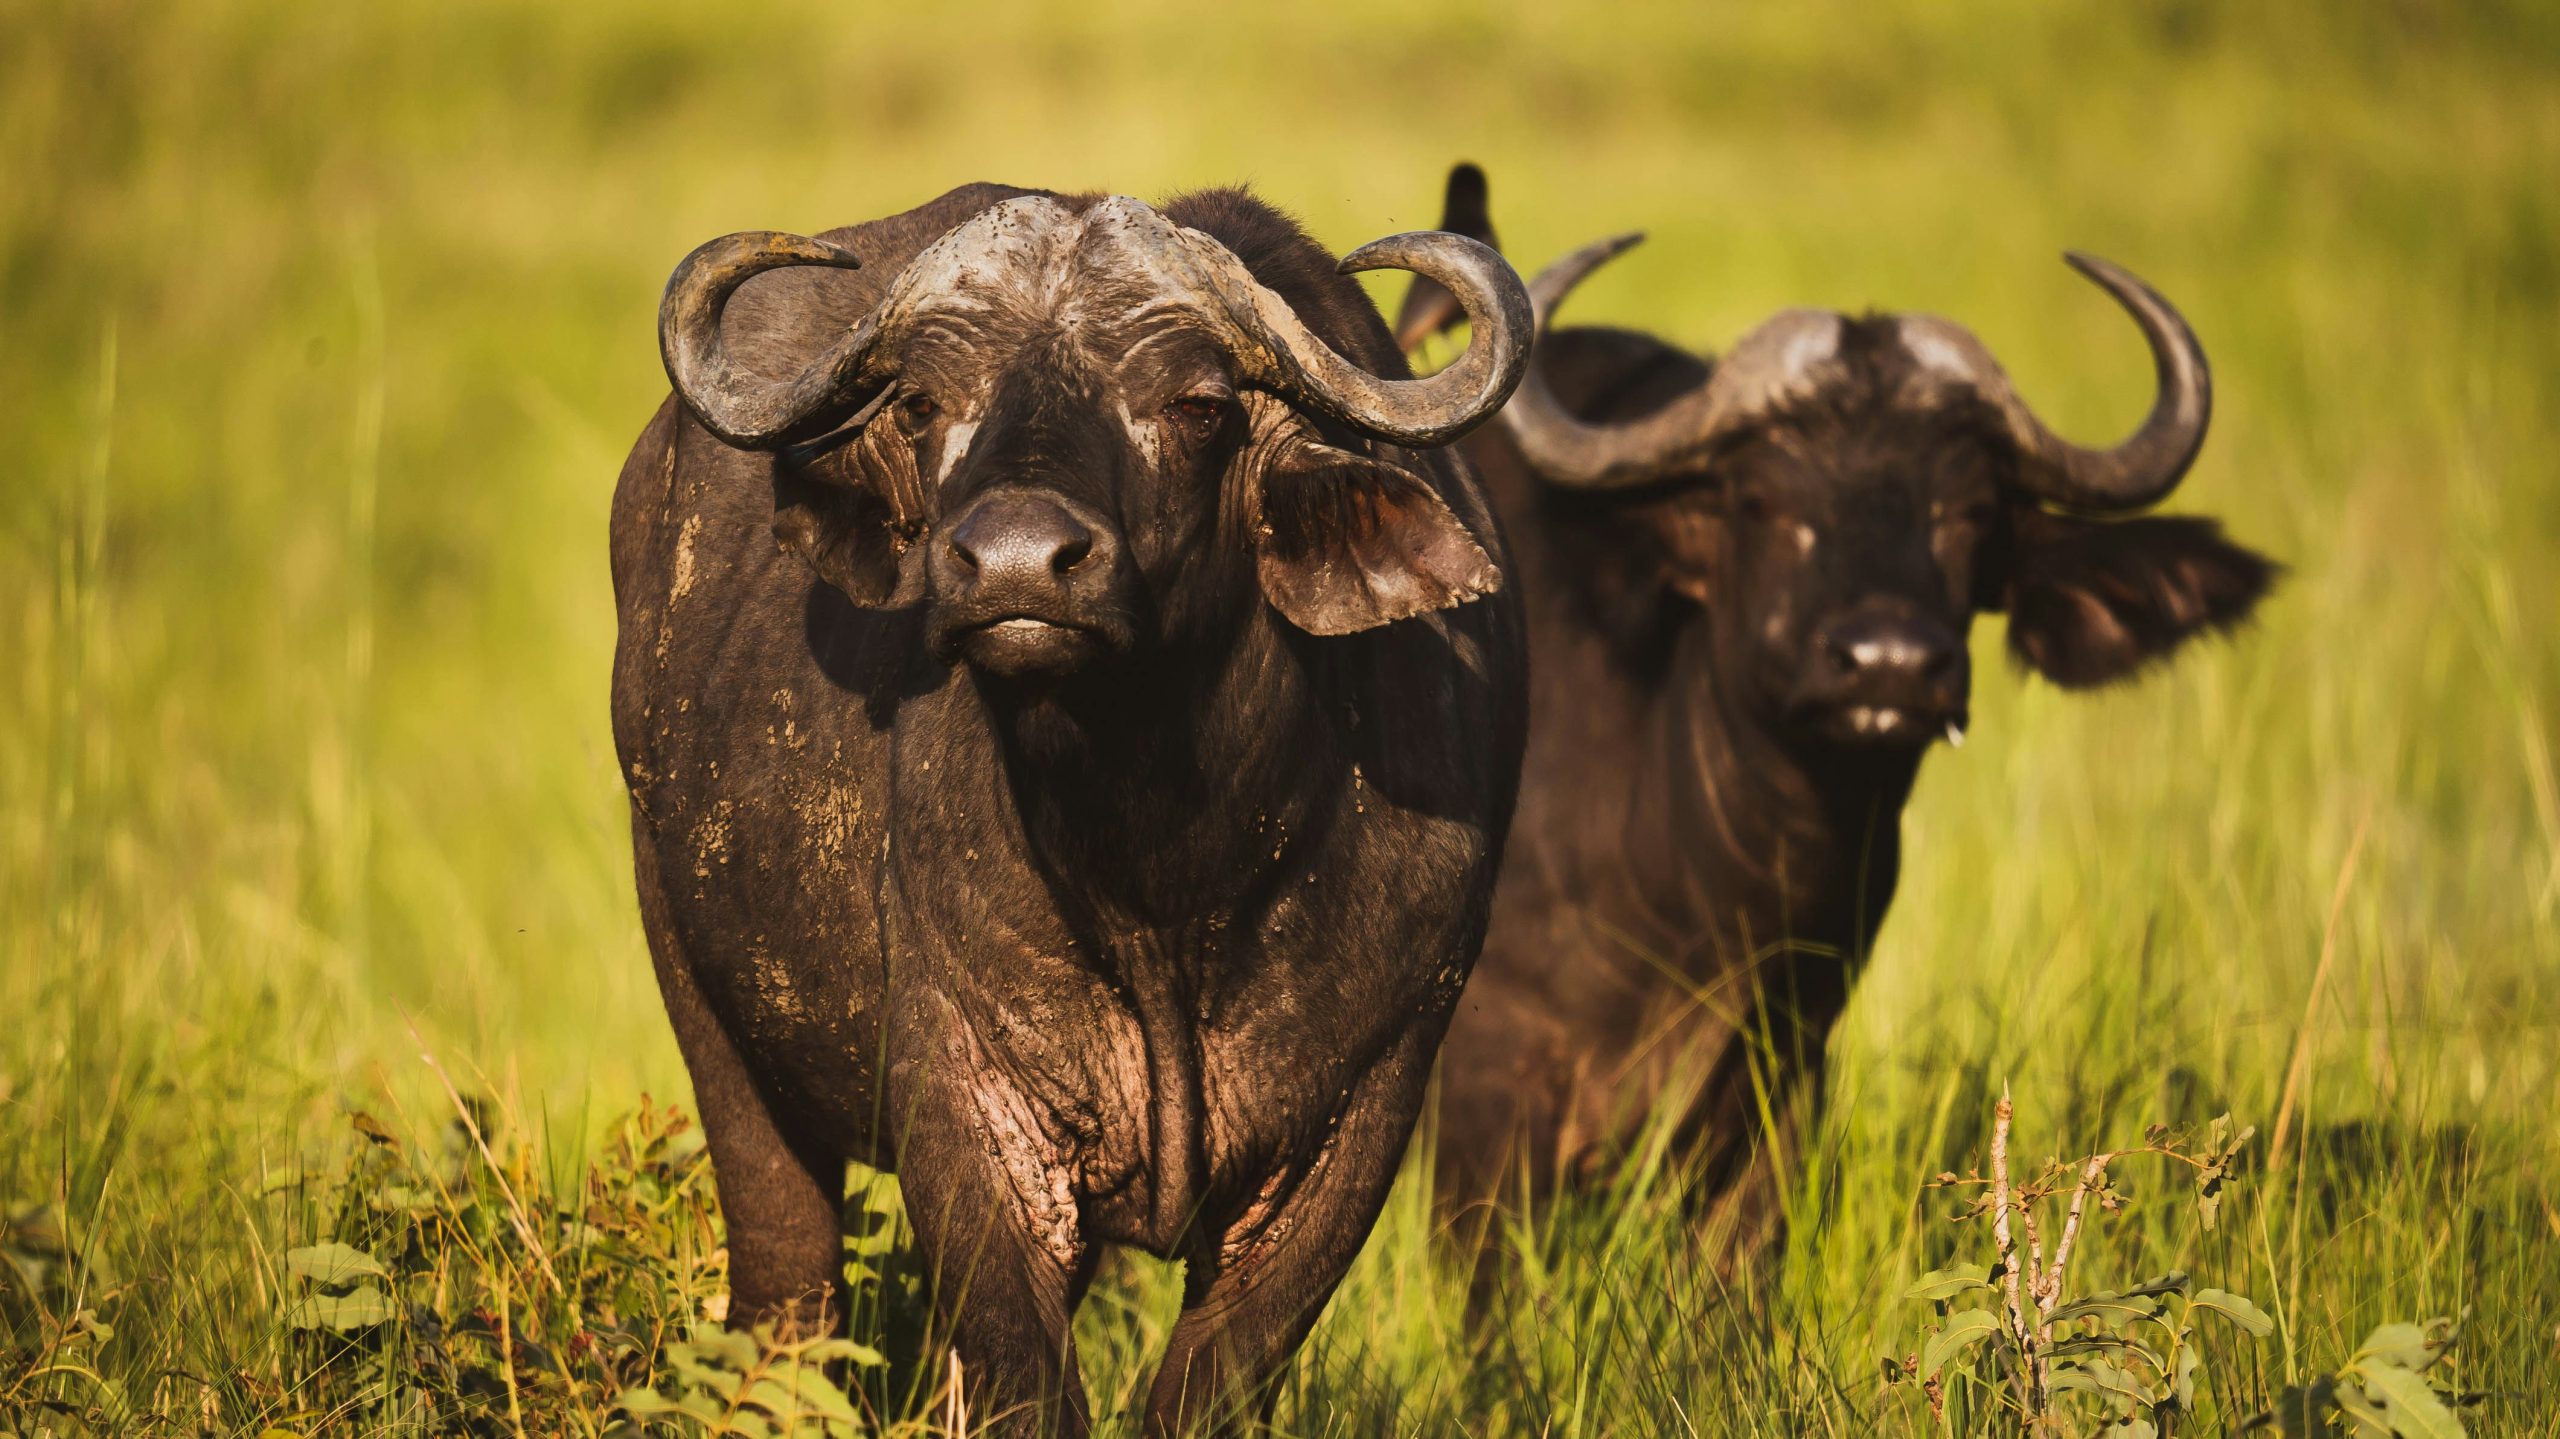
<box><xmin>612</xmin><ymin>182</ymin><xmax>1531</xmax><ymax>1433</ymax></box>
<box><xmin>1400</xmin><ymin>165</ymin><xmax>2274</xmax><ymax>1260</ymax></box>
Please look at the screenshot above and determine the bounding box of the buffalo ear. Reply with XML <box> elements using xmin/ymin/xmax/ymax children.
<box><xmin>2001</xmin><ymin>508</ymin><xmax>2277</xmax><ymax>688</ymax></box>
<box><xmin>770</xmin><ymin>426</ymin><xmax>929</xmax><ymax>608</ymax></box>
<box><xmin>1251</xmin><ymin>414</ymin><xmax>1501</xmax><ymax>636</ymax></box>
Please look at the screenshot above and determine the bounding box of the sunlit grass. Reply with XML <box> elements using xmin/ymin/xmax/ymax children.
<box><xmin>3</xmin><ymin>0</ymin><xmax>2555</xmax><ymax>1432</ymax></box>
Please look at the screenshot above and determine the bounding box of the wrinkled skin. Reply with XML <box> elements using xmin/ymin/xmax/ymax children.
<box><xmin>613</xmin><ymin>183</ymin><xmax>1525</xmax><ymax>1434</ymax></box>
<box><xmin>1402</xmin><ymin>169</ymin><xmax>2275</xmax><ymax>1262</ymax></box>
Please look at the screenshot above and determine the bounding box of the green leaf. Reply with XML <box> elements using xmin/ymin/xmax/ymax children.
<box><xmin>698</xmin><ymin>1325</ymin><xmax>763</xmax><ymax>1368</ymax></box>
<box><xmin>2123</xmin><ymin>1271</ymin><xmax>2193</xmax><ymax>1298</ymax></box>
<box><xmin>2118</xmin><ymin>1335</ymin><xmax>2170</xmax><ymax>1376</ymax></box>
<box><xmin>1905</xmin><ymin>1264</ymin><xmax>1992</xmax><ymax>1302</ymax></box>
<box><xmin>2048</xmin><ymin>1264</ymin><xmax>2191</xmax><ymax>1321</ymax></box>
<box><xmin>2174</xmin><ymin>1341</ymin><xmax>2204</xmax><ymax>1409</ymax></box>
<box><xmin>2062</xmin><ymin>1356</ymin><xmax>2161</xmax><ymax>1407</ymax></box>
<box><xmin>285</xmin><ymin>1283</ymin><xmax>398</xmax><ymax>1332</ymax></box>
<box><xmin>2047</xmin><ymin>1276</ymin><xmax>2186</xmax><ymax>1328</ymax></box>
<box><xmin>2333</xmin><ymin>1384</ymin><xmax>2397</xmax><ymax>1438</ymax></box>
<box><xmin>2050</xmin><ymin>1332</ymin><xmax>2169</xmax><ymax>1381</ymax></box>
<box><xmin>618</xmin><ymin>1387</ymin><xmax>681</xmax><ymax>1417</ymax></box>
<box><xmin>775</xmin><ymin>1371</ymin><xmax>858</xmax><ymax>1421</ymax></box>
<box><xmin>2050</xmin><ymin>1367</ymin><xmax>2102</xmax><ymax>1395</ymax></box>
<box><xmin>668</xmin><ymin>1351</ymin><xmax>743</xmax><ymax>1400</ymax></box>
<box><xmin>2048</xmin><ymin>1334</ymin><xmax>2141</xmax><ymax>1360</ymax></box>
<box><xmin>2355</xmin><ymin>1321</ymin><xmax>2448</xmax><ymax>1373</ymax></box>
<box><xmin>2048</xmin><ymin>1294</ymin><xmax>2162</xmax><ymax>1326</ymax></box>
<box><xmin>751</xmin><ymin>1371</ymin><xmax>859</xmax><ymax>1432</ymax></box>
<box><xmin>2192</xmin><ymin>1288</ymin><xmax>2276</xmax><ymax>1338</ymax></box>
<box><xmin>814</xmin><ymin>1337</ymin><xmax>885</xmax><ymax>1369</ymax></box>
<box><xmin>1923</xmin><ymin>1309</ymin><xmax>2003</xmax><ymax>1377</ymax></box>
<box><xmin>284</xmin><ymin>1243</ymin><xmax>388</xmax><ymax>1286</ymax></box>
<box><xmin>2359</xmin><ymin>1364</ymin><xmax>2466</xmax><ymax>1439</ymax></box>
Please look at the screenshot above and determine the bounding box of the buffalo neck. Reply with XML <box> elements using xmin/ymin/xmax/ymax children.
<box><xmin>956</xmin><ymin>607</ymin><xmax>1335</xmax><ymax>1253</ymax></box>
<box><xmin>1631</xmin><ymin>617</ymin><xmax>1923</xmax><ymax>975</ymax></box>
<box><xmin>979</xmin><ymin>608</ymin><xmax>1334</xmax><ymax>933</ymax></box>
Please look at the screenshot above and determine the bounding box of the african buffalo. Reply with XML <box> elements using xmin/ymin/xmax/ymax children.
<box><xmin>613</xmin><ymin>182</ymin><xmax>1531</xmax><ymax>1432</ymax></box>
<box><xmin>1399</xmin><ymin>165</ymin><xmax>2274</xmax><ymax>1261</ymax></box>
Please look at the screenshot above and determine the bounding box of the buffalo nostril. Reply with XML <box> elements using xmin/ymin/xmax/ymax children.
<box><xmin>946</xmin><ymin>493</ymin><xmax>1097</xmax><ymax>590</ymax></box>
<box><xmin>1818</xmin><ymin>616</ymin><xmax>1961</xmax><ymax>687</ymax></box>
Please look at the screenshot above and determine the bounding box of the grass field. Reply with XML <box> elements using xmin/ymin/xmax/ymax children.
<box><xmin>5</xmin><ymin>0</ymin><xmax>2556</xmax><ymax>1432</ymax></box>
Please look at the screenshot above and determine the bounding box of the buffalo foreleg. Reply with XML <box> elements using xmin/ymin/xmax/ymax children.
<box><xmin>1143</xmin><ymin>1030</ymin><xmax>1435</xmax><ymax>1437</ymax></box>
<box><xmin>896</xmin><ymin>1060</ymin><xmax>1097</xmax><ymax>1436</ymax></box>
<box><xmin>634</xmin><ymin>817</ymin><xmax>849</xmax><ymax>1334</ymax></box>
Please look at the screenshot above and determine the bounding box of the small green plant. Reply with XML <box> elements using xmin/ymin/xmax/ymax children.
<box><xmin>619</xmin><ymin>1323</ymin><xmax>885</xmax><ymax>1437</ymax></box>
<box><xmin>267</xmin><ymin>1093</ymin><xmax>731</xmax><ymax>1433</ymax></box>
<box><xmin>1885</xmin><ymin>1096</ymin><xmax>2485</xmax><ymax>1439</ymax></box>
<box><xmin>258</xmin><ymin>1088</ymin><xmax>956</xmax><ymax>1437</ymax></box>
<box><xmin>1886</xmin><ymin>1094</ymin><xmax>2271</xmax><ymax>1436</ymax></box>
<box><xmin>0</xmin><ymin>1301</ymin><xmax>127</xmax><ymax>1432</ymax></box>
<box><xmin>2241</xmin><ymin>1317</ymin><xmax>2479</xmax><ymax>1438</ymax></box>
<box><xmin>2</xmin><ymin>1200</ymin><xmax>137</xmax><ymax>1430</ymax></box>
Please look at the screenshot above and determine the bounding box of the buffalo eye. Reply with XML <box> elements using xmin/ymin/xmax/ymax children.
<box><xmin>900</xmin><ymin>392</ymin><xmax>939</xmax><ymax>426</ymax></box>
<box><xmin>1163</xmin><ymin>393</ymin><xmax>1228</xmax><ymax>444</ymax></box>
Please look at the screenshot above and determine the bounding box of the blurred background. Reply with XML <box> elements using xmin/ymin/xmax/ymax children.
<box><xmin>4</xmin><ymin>0</ymin><xmax>2555</xmax><ymax>1430</ymax></box>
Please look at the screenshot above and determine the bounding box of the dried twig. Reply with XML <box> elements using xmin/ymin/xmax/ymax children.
<box><xmin>2044</xmin><ymin>1154</ymin><xmax>2113</xmax><ymax>1312</ymax></box>
<box><xmin>1989</xmin><ymin>1089</ymin><xmax>2041</xmax><ymax>1413</ymax></box>
<box><xmin>2019</xmin><ymin>1193</ymin><xmax>2048</xmax><ymax>1312</ymax></box>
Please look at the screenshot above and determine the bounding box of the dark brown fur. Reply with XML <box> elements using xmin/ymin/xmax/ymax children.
<box><xmin>613</xmin><ymin>183</ymin><xmax>1525</xmax><ymax>1433</ymax></box>
<box><xmin>1404</xmin><ymin>166</ymin><xmax>2275</xmax><ymax>1261</ymax></box>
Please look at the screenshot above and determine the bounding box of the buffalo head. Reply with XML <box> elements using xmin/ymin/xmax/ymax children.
<box><xmin>659</xmin><ymin>194</ymin><xmax>1530</xmax><ymax>683</ymax></box>
<box><xmin>1406</xmin><ymin>168</ymin><xmax>2273</xmax><ymax>750</ymax></box>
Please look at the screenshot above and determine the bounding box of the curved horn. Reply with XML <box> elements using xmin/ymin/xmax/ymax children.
<box><xmin>658</xmin><ymin>231</ymin><xmax>882</xmax><ymax>449</ymax></box>
<box><xmin>1899</xmin><ymin>253</ymin><xmax>2211</xmax><ymax>512</ymax></box>
<box><xmin>1500</xmin><ymin>233</ymin><xmax>1849</xmax><ymax>491</ymax></box>
<box><xmin>1144</xmin><ymin>206</ymin><xmax>1532</xmax><ymax>448</ymax></box>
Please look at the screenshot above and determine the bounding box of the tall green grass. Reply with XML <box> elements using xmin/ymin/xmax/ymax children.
<box><xmin>4</xmin><ymin>0</ymin><xmax>2554</xmax><ymax>1431</ymax></box>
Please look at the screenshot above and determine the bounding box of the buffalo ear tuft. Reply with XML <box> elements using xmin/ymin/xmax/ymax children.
<box><xmin>771</xmin><ymin>432</ymin><xmax>928</xmax><ymax>608</ymax></box>
<box><xmin>2002</xmin><ymin>509</ymin><xmax>2277</xmax><ymax>688</ymax></box>
<box><xmin>1253</xmin><ymin>422</ymin><xmax>1501</xmax><ymax>637</ymax></box>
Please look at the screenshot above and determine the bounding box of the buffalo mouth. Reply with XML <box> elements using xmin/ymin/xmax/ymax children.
<box><xmin>1801</xmin><ymin>700</ymin><xmax>1968</xmax><ymax>751</ymax></box>
<box><xmin>947</xmin><ymin>611</ymin><xmax>1109</xmax><ymax>679</ymax></box>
